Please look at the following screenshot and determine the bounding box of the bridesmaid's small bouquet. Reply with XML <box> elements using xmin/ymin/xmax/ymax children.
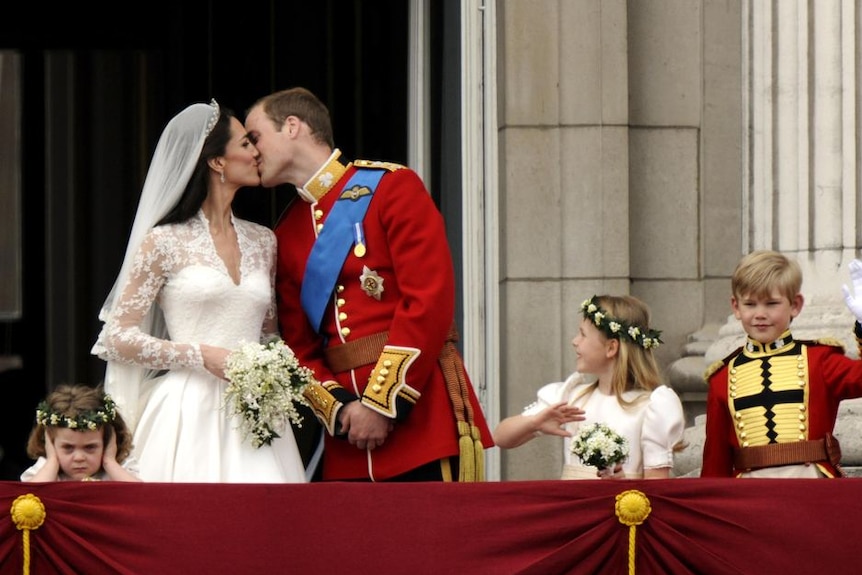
<box><xmin>570</xmin><ymin>422</ymin><xmax>629</xmax><ymax>470</ymax></box>
<box><xmin>223</xmin><ymin>339</ymin><xmax>317</xmax><ymax>449</ymax></box>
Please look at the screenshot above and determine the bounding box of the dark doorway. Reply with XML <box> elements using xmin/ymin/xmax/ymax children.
<box><xmin>0</xmin><ymin>0</ymin><xmax>459</xmax><ymax>481</ymax></box>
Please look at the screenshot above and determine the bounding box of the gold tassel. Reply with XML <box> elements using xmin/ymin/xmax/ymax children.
<box><xmin>458</xmin><ymin>420</ymin><xmax>476</xmax><ymax>481</ymax></box>
<box><xmin>472</xmin><ymin>424</ymin><xmax>485</xmax><ymax>481</ymax></box>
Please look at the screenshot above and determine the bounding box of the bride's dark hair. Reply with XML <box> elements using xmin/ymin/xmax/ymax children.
<box><xmin>156</xmin><ymin>107</ymin><xmax>234</xmax><ymax>226</ymax></box>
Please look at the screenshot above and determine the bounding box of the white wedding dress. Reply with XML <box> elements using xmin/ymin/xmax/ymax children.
<box><xmin>92</xmin><ymin>210</ymin><xmax>306</xmax><ymax>483</ymax></box>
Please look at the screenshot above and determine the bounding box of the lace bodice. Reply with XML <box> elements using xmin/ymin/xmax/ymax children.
<box><xmin>93</xmin><ymin>211</ymin><xmax>278</xmax><ymax>370</ymax></box>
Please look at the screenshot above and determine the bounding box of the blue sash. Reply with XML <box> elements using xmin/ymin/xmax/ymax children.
<box><xmin>301</xmin><ymin>168</ymin><xmax>386</xmax><ymax>333</ymax></box>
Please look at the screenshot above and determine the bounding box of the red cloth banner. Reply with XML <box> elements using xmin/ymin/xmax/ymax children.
<box><xmin>1</xmin><ymin>478</ymin><xmax>860</xmax><ymax>574</ymax></box>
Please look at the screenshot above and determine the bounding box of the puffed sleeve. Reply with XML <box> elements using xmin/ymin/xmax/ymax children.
<box><xmin>522</xmin><ymin>372</ymin><xmax>587</xmax><ymax>416</ymax></box>
<box><xmin>641</xmin><ymin>385</ymin><xmax>685</xmax><ymax>470</ymax></box>
<box><xmin>20</xmin><ymin>457</ymin><xmax>49</xmax><ymax>482</ymax></box>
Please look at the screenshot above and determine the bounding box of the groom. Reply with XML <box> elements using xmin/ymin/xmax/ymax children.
<box><xmin>245</xmin><ymin>87</ymin><xmax>494</xmax><ymax>482</ymax></box>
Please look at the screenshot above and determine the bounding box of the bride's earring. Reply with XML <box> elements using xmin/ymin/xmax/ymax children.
<box><xmin>220</xmin><ymin>171</ymin><xmax>225</xmax><ymax>184</ymax></box>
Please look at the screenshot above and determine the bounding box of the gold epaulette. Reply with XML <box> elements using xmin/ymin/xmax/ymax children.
<box><xmin>353</xmin><ymin>159</ymin><xmax>405</xmax><ymax>172</ymax></box>
<box><xmin>703</xmin><ymin>359</ymin><xmax>726</xmax><ymax>381</ymax></box>
<box><xmin>703</xmin><ymin>346</ymin><xmax>742</xmax><ymax>380</ymax></box>
<box><xmin>813</xmin><ymin>337</ymin><xmax>845</xmax><ymax>352</ymax></box>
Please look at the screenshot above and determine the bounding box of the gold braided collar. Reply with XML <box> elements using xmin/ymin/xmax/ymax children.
<box><xmin>301</xmin><ymin>149</ymin><xmax>350</xmax><ymax>202</ymax></box>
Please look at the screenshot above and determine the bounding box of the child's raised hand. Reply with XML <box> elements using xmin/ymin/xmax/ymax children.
<box><xmin>43</xmin><ymin>429</ymin><xmax>58</xmax><ymax>462</ymax></box>
<box><xmin>842</xmin><ymin>259</ymin><xmax>862</xmax><ymax>322</ymax></box>
<box><xmin>103</xmin><ymin>427</ymin><xmax>119</xmax><ymax>465</ymax></box>
<box><xmin>534</xmin><ymin>401</ymin><xmax>586</xmax><ymax>437</ymax></box>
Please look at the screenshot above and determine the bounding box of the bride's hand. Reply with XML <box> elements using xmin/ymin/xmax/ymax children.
<box><xmin>200</xmin><ymin>344</ymin><xmax>230</xmax><ymax>379</ymax></box>
<box><xmin>597</xmin><ymin>463</ymin><xmax>625</xmax><ymax>480</ymax></box>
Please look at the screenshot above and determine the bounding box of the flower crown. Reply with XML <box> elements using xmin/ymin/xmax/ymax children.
<box><xmin>580</xmin><ymin>296</ymin><xmax>663</xmax><ymax>350</ymax></box>
<box><xmin>36</xmin><ymin>394</ymin><xmax>117</xmax><ymax>431</ymax></box>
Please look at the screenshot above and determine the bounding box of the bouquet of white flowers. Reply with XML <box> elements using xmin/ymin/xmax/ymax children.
<box><xmin>570</xmin><ymin>422</ymin><xmax>629</xmax><ymax>470</ymax></box>
<box><xmin>223</xmin><ymin>339</ymin><xmax>317</xmax><ymax>449</ymax></box>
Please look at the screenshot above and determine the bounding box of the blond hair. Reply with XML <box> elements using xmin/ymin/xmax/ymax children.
<box><xmin>732</xmin><ymin>250</ymin><xmax>802</xmax><ymax>302</ymax></box>
<box><xmin>583</xmin><ymin>295</ymin><xmax>663</xmax><ymax>407</ymax></box>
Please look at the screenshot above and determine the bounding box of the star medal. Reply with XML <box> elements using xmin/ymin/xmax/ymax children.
<box><xmin>360</xmin><ymin>265</ymin><xmax>384</xmax><ymax>300</ymax></box>
<box><xmin>353</xmin><ymin>222</ymin><xmax>366</xmax><ymax>258</ymax></box>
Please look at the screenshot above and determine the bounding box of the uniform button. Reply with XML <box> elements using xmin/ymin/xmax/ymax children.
<box><xmin>372</xmin><ymin>384</ymin><xmax>382</xmax><ymax>393</ymax></box>
<box><xmin>314</xmin><ymin>209</ymin><xmax>324</xmax><ymax>220</ymax></box>
<box><xmin>337</xmin><ymin>285</ymin><xmax>345</xmax><ymax>293</ymax></box>
<box><xmin>383</xmin><ymin>360</ymin><xmax>392</xmax><ymax>368</ymax></box>
<box><xmin>338</xmin><ymin>312</ymin><xmax>347</xmax><ymax>321</ymax></box>
<box><xmin>341</xmin><ymin>327</ymin><xmax>350</xmax><ymax>337</ymax></box>
<box><xmin>380</xmin><ymin>368</ymin><xmax>389</xmax><ymax>376</ymax></box>
<box><xmin>337</xmin><ymin>298</ymin><xmax>345</xmax><ymax>307</ymax></box>
<box><xmin>316</xmin><ymin>223</ymin><xmax>323</xmax><ymax>233</ymax></box>
<box><xmin>376</xmin><ymin>376</ymin><xmax>385</xmax><ymax>383</ymax></box>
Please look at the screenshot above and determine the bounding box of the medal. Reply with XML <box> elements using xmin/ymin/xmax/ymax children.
<box><xmin>353</xmin><ymin>222</ymin><xmax>366</xmax><ymax>258</ymax></box>
<box><xmin>360</xmin><ymin>266</ymin><xmax>384</xmax><ymax>300</ymax></box>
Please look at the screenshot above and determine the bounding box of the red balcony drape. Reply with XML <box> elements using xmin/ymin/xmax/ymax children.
<box><xmin>2</xmin><ymin>478</ymin><xmax>860</xmax><ymax>574</ymax></box>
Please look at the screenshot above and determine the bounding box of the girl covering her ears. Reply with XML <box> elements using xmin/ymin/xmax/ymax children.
<box><xmin>493</xmin><ymin>294</ymin><xmax>686</xmax><ymax>480</ymax></box>
<box><xmin>22</xmin><ymin>384</ymin><xmax>141</xmax><ymax>482</ymax></box>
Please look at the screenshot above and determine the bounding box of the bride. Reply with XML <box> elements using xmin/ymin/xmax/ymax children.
<box><xmin>91</xmin><ymin>100</ymin><xmax>306</xmax><ymax>483</ymax></box>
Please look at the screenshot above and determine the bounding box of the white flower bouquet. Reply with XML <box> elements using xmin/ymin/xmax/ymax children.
<box><xmin>570</xmin><ymin>422</ymin><xmax>629</xmax><ymax>470</ymax></box>
<box><xmin>223</xmin><ymin>339</ymin><xmax>317</xmax><ymax>449</ymax></box>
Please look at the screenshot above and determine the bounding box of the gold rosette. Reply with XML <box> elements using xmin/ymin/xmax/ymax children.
<box><xmin>11</xmin><ymin>493</ymin><xmax>46</xmax><ymax>575</ymax></box>
<box><xmin>615</xmin><ymin>489</ymin><xmax>651</xmax><ymax>575</ymax></box>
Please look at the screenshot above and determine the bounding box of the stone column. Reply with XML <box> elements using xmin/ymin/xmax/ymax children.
<box><xmin>714</xmin><ymin>0</ymin><xmax>858</xmax><ymax>360</ymax></box>
<box><xmin>675</xmin><ymin>0</ymin><xmax>862</xmax><ymax>476</ymax></box>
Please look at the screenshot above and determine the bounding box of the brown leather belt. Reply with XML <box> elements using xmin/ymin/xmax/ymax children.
<box><xmin>733</xmin><ymin>434</ymin><xmax>842</xmax><ymax>472</ymax></box>
<box><xmin>323</xmin><ymin>324</ymin><xmax>485</xmax><ymax>480</ymax></box>
<box><xmin>324</xmin><ymin>331</ymin><xmax>389</xmax><ymax>373</ymax></box>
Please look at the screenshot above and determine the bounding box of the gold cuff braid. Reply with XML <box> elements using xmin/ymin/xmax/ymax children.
<box><xmin>360</xmin><ymin>346</ymin><xmax>420</xmax><ymax>418</ymax></box>
<box><xmin>303</xmin><ymin>381</ymin><xmax>344</xmax><ymax>435</ymax></box>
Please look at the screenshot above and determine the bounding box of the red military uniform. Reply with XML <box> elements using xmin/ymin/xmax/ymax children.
<box><xmin>274</xmin><ymin>150</ymin><xmax>493</xmax><ymax>481</ymax></box>
<box><xmin>701</xmin><ymin>330</ymin><xmax>862</xmax><ymax>477</ymax></box>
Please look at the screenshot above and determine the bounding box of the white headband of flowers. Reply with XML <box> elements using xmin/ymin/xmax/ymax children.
<box><xmin>36</xmin><ymin>394</ymin><xmax>118</xmax><ymax>431</ymax></box>
<box><xmin>581</xmin><ymin>296</ymin><xmax>662</xmax><ymax>350</ymax></box>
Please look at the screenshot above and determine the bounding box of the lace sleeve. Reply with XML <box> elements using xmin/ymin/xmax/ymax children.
<box><xmin>93</xmin><ymin>228</ymin><xmax>204</xmax><ymax>370</ymax></box>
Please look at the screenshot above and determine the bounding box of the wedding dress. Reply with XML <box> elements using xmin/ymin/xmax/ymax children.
<box><xmin>92</xmin><ymin>210</ymin><xmax>306</xmax><ymax>483</ymax></box>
